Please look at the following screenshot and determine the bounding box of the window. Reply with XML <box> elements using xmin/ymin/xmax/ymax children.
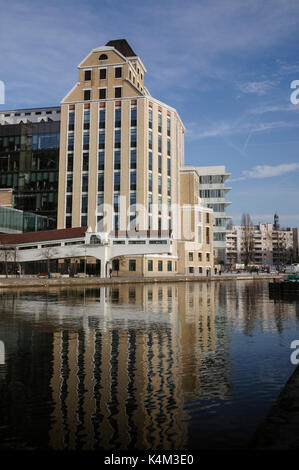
<box><xmin>115</xmin><ymin>87</ymin><xmax>122</xmax><ymax>98</ymax></box>
<box><xmin>84</xmin><ymin>90</ymin><xmax>90</xmax><ymax>101</ymax></box>
<box><xmin>67</xmin><ymin>174</ymin><xmax>73</xmax><ymax>193</ymax></box>
<box><xmin>65</xmin><ymin>216</ymin><xmax>72</xmax><ymax>228</ymax></box>
<box><xmin>206</xmin><ymin>227</ymin><xmax>210</xmax><ymax>245</ymax></box>
<box><xmin>114</xmin><ymin>172</ymin><xmax>120</xmax><ymax>191</ymax></box>
<box><xmin>167</xmin><ymin>261</ymin><xmax>172</xmax><ymax>272</ymax></box>
<box><xmin>130</xmin><ymin>149</ymin><xmax>136</xmax><ymax>169</ymax></box>
<box><xmin>198</xmin><ymin>252</ymin><xmax>202</xmax><ymax>261</ymax></box>
<box><xmin>148</xmin><ymin>260</ymin><xmax>153</xmax><ymax>272</ymax></box>
<box><xmin>167</xmin><ymin>138</ymin><xmax>171</xmax><ymax>156</ymax></box>
<box><xmin>206</xmin><ymin>253</ymin><xmax>210</xmax><ymax>261</ymax></box>
<box><xmin>99</xmin><ymin>68</ymin><xmax>106</xmax><ymax>79</ymax></box>
<box><xmin>148</xmin><ymin>151</ymin><xmax>152</xmax><ymax>171</ymax></box>
<box><xmin>81</xmin><ymin>195</ymin><xmax>88</xmax><ymax>213</ymax></box>
<box><xmin>99</xmin><ymin>131</ymin><xmax>105</xmax><ymax>149</ymax></box>
<box><xmin>99</xmin><ymin>54</ymin><xmax>108</xmax><ymax>60</ymax></box>
<box><xmin>167</xmin><ymin>117</ymin><xmax>171</xmax><ymax>136</ymax></box>
<box><xmin>114</xmin><ymin>214</ymin><xmax>119</xmax><ymax>230</ymax></box>
<box><xmin>158</xmin><ymin>113</ymin><xmax>162</xmax><ymax>133</ymax></box>
<box><xmin>158</xmin><ymin>260</ymin><xmax>163</xmax><ymax>272</ymax></box>
<box><xmin>130</xmin><ymin>171</ymin><xmax>136</xmax><ymax>190</ymax></box>
<box><xmin>98</xmin><ymin>152</ymin><xmax>105</xmax><ymax>170</ymax></box>
<box><xmin>83</xmin><ymin>132</ymin><xmax>89</xmax><ymax>150</ymax></box>
<box><xmin>115</xmin><ymin>67</ymin><xmax>122</xmax><ymax>78</ymax></box>
<box><xmin>167</xmin><ymin>158</ymin><xmax>171</xmax><ymax>176</ymax></box>
<box><xmin>130</xmin><ymin>128</ymin><xmax>137</xmax><ymax>147</ymax></box>
<box><xmin>114</xmin><ymin>151</ymin><xmax>121</xmax><ymax>169</ymax></box>
<box><xmin>115</xmin><ymin>107</ymin><xmax>121</xmax><ymax>127</ymax></box>
<box><xmin>189</xmin><ymin>252</ymin><xmax>193</xmax><ymax>261</ymax></box>
<box><xmin>82</xmin><ymin>152</ymin><xmax>89</xmax><ymax>171</ymax></box>
<box><xmin>68</xmin><ymin>134</ymin><xmax>74</xmax><ymax>151</ymax></box>
<box><xmin>130</xmin><ymin>192</ymin><xmax>136</xmax><ymax>208</ymax></box>
<box><xmin>148</xmin><ymin>173</ymin><xmax>152</xmax><ymax>192</ymax></box>
<box><xmin>97</xmin><ymin>215</ymin><xmax>104</xmax><ymax>231</ymax></box>
<box><xmin>68</xmin><ymin>111</ymin><xmax>75</xmax><ymax>131</ymax></box>
<box><xmin>206</xmin><ymin>213</ymin><xmax>210</xmax><ymax>223</ymax></box>
<box><xmin>66</xmin><ymin>195</ymin><xmax>72</xmax><ymax>213</ymax></box>
<box><xmin>67</xmin><ymin>154</ymin><xmax>73</xmax><ymax>172</ymax></box>
<box><xmin>158</xmin><ymin>135</ymin><xmax>162</xmax><ymax>153</ymax></box>
<box><xmin>148</xmin><ymin>130</ymin><xmax>152</xmax><ymax>149</ymax></box>
<box><xmin>97</xmin><ymin>194</ymin><xmax>104</xmax><ymax>210</ymax></box>
<box><xmin>114</xmin><ymin>129</ymin><xmax>121</xmax><ymax>148</ymax></box>
<box><xmin>82</xmin><ymin>174</ymin><xmax>88</xmax><ymax>192</ymax></box>
<box><xmin>189</xmin><ymin>267</ymin><xmax>194</xmax><ymax>274</ymax></box>
<box><xmin>131</xmin><ymin>107</ymin><xmax>137</xmax><ymax>126</ymax></box>
<box><xmin>83</xmin><ymin>110</ymin><xmax>90</xmax><ymax>129</ymax></box>
<box><xmin>99</xmin><ymin>109</ymin><xmax>105</xmax><ymax>128</ymax></box>
<box><xmin>129</xmin><ymin>259</ymin><xmax>136</xmax><ymax>271</ymax></box>
<box><xmin>84</xmin><ymin>70</ymin><xmax>91</xmax><ymax>81</ymax></box>
<box><xmin>158</xmin><ymin>155</ymin><xmax>162</xmax><ymax>173</ymax></box>
<box><xmin>148</xmin><ymin>109</ymin><xmax>153</xmax><ymax>128</ymax></box>
<box><xmin>98</xmin><ymin>173</ymin><xmax>104</xmax><ymax>192</ymax></box>
<box><xmin>158</xmin><ymin>175</ymin><xmax>162</xmax><ymax>194</ymax></box>
<box><xmin>99</xmin><ymin>88</ymin><xmax>106</xmax><ymax>99</ymax></box>
<box><xmin>81</xmin><ymin>215</ymin><xmax>87</xmax><ymax>226</ymax></box>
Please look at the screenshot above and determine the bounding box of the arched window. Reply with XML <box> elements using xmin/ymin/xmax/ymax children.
<box><xmin>99</xmin><ymin>54</ymin><xmax>108</xmax><ymax>61</ymax></box>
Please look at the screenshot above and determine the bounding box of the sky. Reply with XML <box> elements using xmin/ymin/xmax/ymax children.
<box><xmin>0</xmin><ymin>0</ymin><xmax>299</xmax><ymax>227</ymax></box>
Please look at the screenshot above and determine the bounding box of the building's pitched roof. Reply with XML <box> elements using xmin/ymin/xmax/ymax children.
<box><xmin>105</xmin><ymin>39</ymin><xmax>136</xmax><ymax>57</ymax></box>
<box><xmin>0</xmin><ymin>226</ymin><xmax>88</xmax><ymax>245</ymax></box>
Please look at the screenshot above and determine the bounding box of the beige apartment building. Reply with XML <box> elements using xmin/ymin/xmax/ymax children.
<box><xmin>226</xmin><ymin>218</ymin><xmax>294</xmax><ymax>268</ymax></box>
<box><xmin>56</xmin><ymin>39</ymin><xmax>213</xmax><ymax>277</ymax></box>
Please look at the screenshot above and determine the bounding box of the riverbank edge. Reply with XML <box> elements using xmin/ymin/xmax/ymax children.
<box><xmin>249</xmin><ymin>365</ymin><xmax>299</xmax><ymax>450</ymax></box>
<box><xmin>0</xmin><ymin>274</ymin><xmax>280</xmax><ymax>289</ymax></box>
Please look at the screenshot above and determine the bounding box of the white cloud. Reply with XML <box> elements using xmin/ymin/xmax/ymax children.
<box><xmin>236</xmin><ymin>80</ymin><xmax>277</xmax><ymax>96</ymax></box>
<box><xmin>230</xmin><ymin>163</ymin><xmax>299</xmax><ymax>182</ymax></box>
<box><xmin>186</xmin><ymin>119</ymin><xmax>299</xmax><ymax>141</ymax></box>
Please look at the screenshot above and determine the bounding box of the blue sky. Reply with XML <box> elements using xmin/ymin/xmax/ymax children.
<box><xmin>1</xmin><ymin>0</ymin><xmax>299</xmax><ymax>227</ymax></box>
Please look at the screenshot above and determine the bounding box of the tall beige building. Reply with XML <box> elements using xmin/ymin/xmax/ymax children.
<box><xmin>56</xmin><ymin>39</ymin><xmax>213</xmax><ymax>276</ymax></box>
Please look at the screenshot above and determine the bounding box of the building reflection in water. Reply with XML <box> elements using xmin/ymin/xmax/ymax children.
<box><xmin>46</xmin><ymin>283</ymin><xmax>222</xmax><ymax>450</ymax></box>
<box><xmin>0</xmin><ymin>281</ymin><xmax>296</xmax><ymax>450</ymax></box>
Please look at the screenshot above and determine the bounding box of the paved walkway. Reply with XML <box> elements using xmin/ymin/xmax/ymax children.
<box><xmin>0</xmin><ymin>273</ymin><xmax>281</xmax><ymax>288</ymax></box>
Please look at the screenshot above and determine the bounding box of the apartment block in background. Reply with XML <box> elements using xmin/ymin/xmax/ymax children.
<box><xmin>196</xmin><ymin>165</ymin><xmax>231</xmax><ymax>264</ymax></box>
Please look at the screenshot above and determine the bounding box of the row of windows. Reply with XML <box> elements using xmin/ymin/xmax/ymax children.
<box><xmin>148</xmin><ymin>109</ymin><xmax>171</xmax><ymax>136</ymax></box>
<box><xmin>111</xmin><ymin>258</ymin><xmax>174</xmax><ymax>272</ymax></box>
<box><xmin>84</xmin><ymin>87</ymin><xmax>122</xmax><ymax>101</ymax></box>
<box><xmin>188</xmin><ymin>252</ymin><xmax>210</xmax><ymax>262</ymax></box>
<box><xmin>84</xmin><ymin>67</ymin><xmax>122</xmax><ymax>82</ymax></box>
<box><xmin>200</xmin><ymin>190</ymin><xmax>226</xmax><ymax>198</ymax></box>
<box><xmin>2</xmin><ymin>110</ymin><xmax>60</xmax><ymax>118</ymax></box>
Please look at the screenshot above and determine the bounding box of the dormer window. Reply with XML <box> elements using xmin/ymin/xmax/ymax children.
<box><xmin>84</xmin><ymin>70</ymin><xmax>91</xmax><ymax>81</ymax></box>
<box><xmin>99</xmin><ymin>54</ymin><xmax>108</xmax><ymax>61</ymax></box>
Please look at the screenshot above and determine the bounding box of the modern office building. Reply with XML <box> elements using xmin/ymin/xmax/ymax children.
<box><xmin>196</xmin><ymin>166</ymin><xmax>231</xmax><ymax>264</ymax></box>
<box><xmin>0</xmin><ymin>107</ymin><xmax>60</xmax><ymax>227</ymax></box>
<box><xmin>54</xmin><ymin>39</ymin><xmax>214</xmax><ymax>276</ymax></box>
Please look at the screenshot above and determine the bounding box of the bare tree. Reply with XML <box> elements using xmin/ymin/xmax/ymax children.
<box><xmin>42</xmin><ymin>246</ymin><xmax>59</xmax><ymax>274</ymax></box>
<box><xmin>0</xmin><ymin>244</ymin><xmax>17</xmax><ymax>278</ymax></box>
<box><xmin>241</xmin><ymin>213</ymin><xmax>254</xmax><ymax>267</ymax></box>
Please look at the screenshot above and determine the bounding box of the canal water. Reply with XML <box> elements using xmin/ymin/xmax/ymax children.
<box><xmin>0</xmin><ymin>280</ymin><xmax>298</xmax><ymax>450</ymax></box>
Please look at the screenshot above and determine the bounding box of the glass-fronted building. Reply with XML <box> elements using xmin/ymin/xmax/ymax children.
<box><xmin>0</xmin><ymin>107</ymin><xmax>60</xmax><ymax>226</ymax></box>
